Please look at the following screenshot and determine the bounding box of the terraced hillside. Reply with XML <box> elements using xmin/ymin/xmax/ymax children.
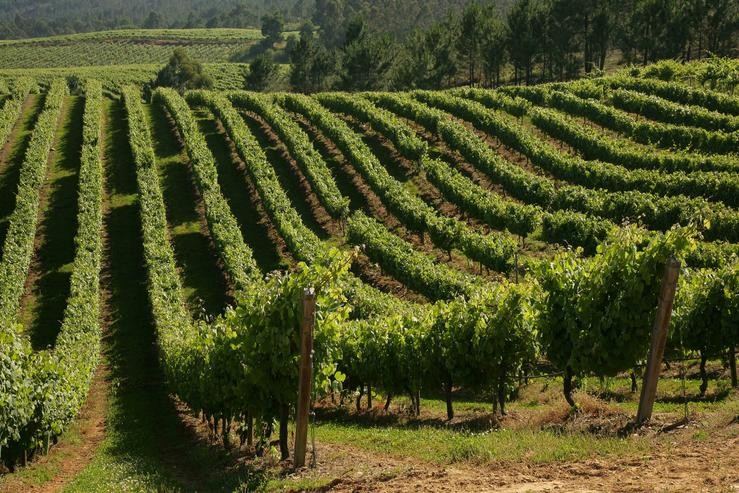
<box><xmin>0</xmin><ymin>68</ymin><xmax>737</xmax><ymax>490</ymax></box>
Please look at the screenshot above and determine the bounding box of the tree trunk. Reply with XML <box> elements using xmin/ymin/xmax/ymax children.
<box><xmin>445</xmin><ymin>379</ymin><xmax>454</xmax><ymax>421</ymax></box>
<box><xmin>630</xmin><ymin>371</ymin><xmax>638</xmax><ymax>393</ymax></box>
<box><xmin>279</xmin><ymin>403</ymin><xmax>290</xmax><ymax>461</ymax></box>
<box><xmin>257</xmin><ymin>420</ymin><xmax>274</xmax><ymax>457</ymax></box>
<box><xmin>497</xmin><ymin>380</ymin><xmax>506</xmax><ymax>416</ymax></box>
<box><xmin>729</xmin><ymin>346</ymin><xmax>737</xmax><ymax>388</ymax></box>
<box><xmin>246</xmin><ymin>414</ymin><xmax>253</xmax><ymax>447</ymax></box>
<box><xmin>356</xmin><ymin>385</ymin><xmax>364</xmax><ymax>412</ymax></box>
<box><xmin>412</xmin><ymin>389</ymin><xmax>421</xmax><ymax>416</ymax></box>
<box><xmin>367</xmin><ymin>384</ymin><xmax>372</xmax><ymax>409</ymax></box>
<box><xmin>699</xmin><ymin>351</ymin><xmax>708</xmax><ymax>396</ymax></box>
<box><xmin>222</xmin><ymin>418</ymin><xmax>230</xmax><ymax>448</ymax></box>
<box><xmin>563</xmin><ymin>366</ymin><xmax>576</xmax><ymax>407</ymax></box>
<box><xmin>384</xmin><ymin>393</ymin><xmax>393</xmax><ymax>412</ymax></box>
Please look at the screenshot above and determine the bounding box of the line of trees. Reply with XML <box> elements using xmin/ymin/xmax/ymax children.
<box><xmin>274</xmin><ymin>0</ymin><xmax>737</xmax><ymax>92</ymax></box>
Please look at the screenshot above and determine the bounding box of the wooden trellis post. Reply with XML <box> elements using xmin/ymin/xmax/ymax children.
<box><xmin>637</xmin><ymin>257</ymin><xmax>680</xmax><ymax>424</ymax></box>
<box><xmin>294</xmin><ymin>288</ymin><xmax>316</xmax><ymax>468</ymax></box>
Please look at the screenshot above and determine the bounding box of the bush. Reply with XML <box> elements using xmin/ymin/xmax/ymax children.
<box><xmin>244</xmin><ymin>54</ymin><xmax>280</xmax><ymax>91</ymax></box>
<box><xmin>153</xmin><ymin>48</ymin><xmax>213</xmax><ymax>93</ymax></box>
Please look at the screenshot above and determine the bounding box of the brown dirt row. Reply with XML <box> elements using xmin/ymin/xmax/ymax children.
<box><xmin>291</xmin><ymin>111</ymin><xmax>500</xmax><ymax>281</ymax></box>
<box><xmin>242</xmin><ymin>110</ymin><xmax>342</xmax><ymax>239</ymax></box>
<box><xmin>336</xmin><ymin>112</ymin><xmax>515</xmax><ymax>279</ymax></box>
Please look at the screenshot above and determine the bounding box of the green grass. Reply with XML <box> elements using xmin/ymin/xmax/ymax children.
<box><xmin>64</xmin><ymin>97</ymin><xmax>244</xmax><ymax>492</ymax></box>
<box><xmin>0</xmin><ymin>421</ymin><xmax>86</xmax><ymax>488</ymax></box>
<box><xmin>145</xmin><ymin>102</ymin><xmax>229</xmax><ymax>317</ymax></box>
<box><xmin>20</xmin><ymin>95</ymin><xmax>83</xmax><ymax>349</ymax></box>
<box><xmin>312</xmin><ymin>421</ymin><xmax>648</xmax><ymax>465</ymax></box>
<box><xmin>263</xmin><ymin>477</ymin><xmax>336</xmax><ymax>492</ymax></box>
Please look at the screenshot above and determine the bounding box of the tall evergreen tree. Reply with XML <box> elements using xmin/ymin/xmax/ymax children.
<box><xmin>457</xmin><ymin>3</ymin><xmax>486</xmax><ymax>85</ymax></box>
<box><xmin>507</xmin><ymin>0</ymin><xmax>539</xmax><ymax>84</ymax></box>
<box><xmin>395</xmin><ymin>21</ymin><xmax>457</xmax><ymax>89</ymax></box>
<box><xmin>289</xmin><ymin>36</ymin><xmax>337</xmax><ymax>92</ymax></box>
<box><xmin>313</xmin><ymin>0</ymin><xmax>347</xmax><ymax>48</ymax></box>
<box><xmin>340</xmin><ymin>18</ymin><xmax>397</xmax><ymax>90</ymax></box>
<box><xmin>261</xmin><ymin>11</ymin><xmax>285</xmax><ymax>44</ymax></box>
<box><xmin>481</xmin><ymin>15</ymin><xmax>507</xmax><ymax>86</ymax></box>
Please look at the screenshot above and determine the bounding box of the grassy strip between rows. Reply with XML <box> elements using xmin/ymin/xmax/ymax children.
<box><xmin>121</xmin><ymin>86</ymin><xmax>195</xmax><ymax>402</ymax></box>
<box><xmin>0</xmin><ymin>80</ymin><xmax>104</xmax><ymax>466</ymax></box>
<box><xmin>0</xmin><ymin>80</ymin><xmax>66</xmax><ymax>321</ymax></box>
<box><xmin>190</xmin><ymin>90</ymin><xmax>418</xmax><ymax>318</ymax></box>
<box><xmin>153</xmin><ymin>87</ymin><xmax>259</xmax><ymax>292</ymax></box>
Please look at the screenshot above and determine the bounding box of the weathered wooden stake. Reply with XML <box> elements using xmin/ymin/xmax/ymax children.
<box><xmin>294</xmin><ymin>288</ymin><xmax>316</xmax><ymax>468</ymax></box>
<box><xmin>637</xmin><ymin>257</ymin><xmax>680</xmax><ymax>425</ymax></box>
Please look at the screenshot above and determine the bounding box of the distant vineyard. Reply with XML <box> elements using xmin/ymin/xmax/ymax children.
<box><xmin>0</xmin><ymin>68</ymin><xmax>737</xmax><ymax>468</ymax></box>
<box><xmin>0</xmin><ymin>63</ymin><xmax>259</xmax><ymax>92</ymax></box>
<box><xmin>0</xmin><ymin>28</ymin><xmax>268</xmax><ymax>68</ymax></box>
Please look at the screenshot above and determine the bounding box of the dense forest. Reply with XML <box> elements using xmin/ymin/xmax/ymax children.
<box><xmin>1</xmin><ymin>0</ymin><xmax>737</xmax><ymax>91</ymax></box>
<box><xmin>262</xmin><ymin>0</ymin><xmax>738</xmax><ymax>91</ymax></box>
<box><xmin>0</xmin><ymin>0</ymin><xmax>485</xmax><ymax>39</ymax></box>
